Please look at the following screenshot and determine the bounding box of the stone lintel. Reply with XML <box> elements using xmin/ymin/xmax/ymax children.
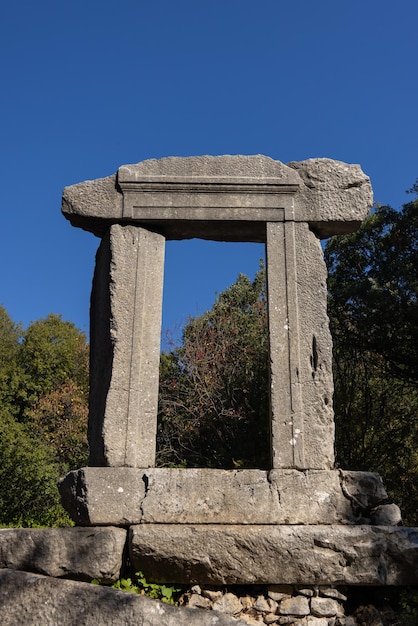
<box><xmin>129</xmin><ymin>524</ymin><xmax>418</xmax><ymax>586</ymax></box>
<box><xmin>62</xmin><ymin>155</ymin><xmax>372</xmax><ymax>240</ymax></box>
<box><xmin>58</xmin><ymin>467</ymin><xmax>387</xmax><ymax>527</ymax></box>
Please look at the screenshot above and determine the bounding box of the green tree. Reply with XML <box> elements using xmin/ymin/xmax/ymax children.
<box><xmin>17</xmin><ymin>313</ymin><xmax>89</xmax><ymax>419</ymax></box>
<box><xmin>0</xmin><ymin>306</ymin><xmax>23</xmax><ymax>419</ymax></box>
<box><xmin>325</xmin><ymin>200</ymin><xmax>418</xmax><ymax>382</ymax></box>
<box><xmin>27</xmin><ymin>380</ymin><xmax>89</xmax><ymax>474</ymax></box>
<box><xmin>0</xmin><ymin>308</ymin><xmax>89</xmax><ymax>526</ymax></box>
<box><xmin>157</xmin><ymin>267</ymin><xmax>270</xmax><ymax>469</ymax></box>
<box><xmin>325</xmin><ymin>194</ymin><xmax>418</xmax><ymax>524</ymax></box>
<box><xmin>0</xmin><ymin>406</ymin><xmax>71</xmax><ymax>527</ymax></box>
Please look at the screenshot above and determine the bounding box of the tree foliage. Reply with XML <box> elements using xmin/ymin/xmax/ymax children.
<box><xmin>17</xmin><ymin>313</ymin><xmax>89</xmax><ymax>419</ymax></box>
<box><xmin>0</xmin><ymin>307</ymin><xmax>22</xmax><ymax>419</ymax></box>
<box><xmin>27</xmin><ymin>380</ymin><xmax>89</xmax><ymax>474</ymax></box>
<box><xmin>325</xmin><ymin>195</ymin><xmax>418</xmax><ymax>524</ymax></box>
<box><xmin>0</xmin><ymin>407</ymin><xmax>68</xmax><ymax>527</ymax></box>
<box><xmin>0</xmin><ymin>307</ymin><xmax>88</xmax><ymax>526</ymax></box>
<box><xmin>326</xmin><ymin>201</ymin><xmax>418</xmax><ymax>382</ymax></box>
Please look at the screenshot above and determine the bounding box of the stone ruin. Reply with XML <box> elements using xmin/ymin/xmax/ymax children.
<box><xmin>1</xmin><ymin>155</ymin><xmax>417</xmax><ymax>624</ymax></box>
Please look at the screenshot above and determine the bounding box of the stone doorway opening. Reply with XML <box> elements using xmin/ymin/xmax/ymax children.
<box><xmin>158</xmin><ymin>239</ymin><xmax>269</xmax><ymax>470</ymax></box>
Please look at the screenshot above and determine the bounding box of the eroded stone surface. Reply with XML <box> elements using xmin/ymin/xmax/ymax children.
<box><xmin>0</xmin><ymin>569</ymin><xmax>243</xmax><ymax>626</ymax></box>
<box><xmin>62</xmin><ymin>155</ymin><xmax>372</xmax><ymax>240</ymax></box>
<box><xmin>89</xmin><ymin>224</ymin><xmax>165</xmax><ymax>467</ymax></box>
<box><xmin>279</xmin><ymin>596</ymin><xmax>310</xmax><ymax>615</ymax></box>
<box><xmin>58</xmin><ymin>467</ymin><xmax>146</xmax><ymax>525</ymax></box>
<box><xmin>267</xmin><ymin>221</ymin><xmax>335</xmax><ymax>469</ymax></box>
<box><xmin>59</xmin><ymin>467</ymin><xmax>387</xmax><ymax>526</ymax></box>
<box><xmin>62</xmin><ymin>173</ymin><xmax>122</xmax><ymax>236</ymax></box>
<box><xmin>0</xmin><ymin>527</ymin><xmax>126</xmax><ymax>583</ymax></box>
<box><xmin>129</xmin><ymin>524</ymin><xmax>418</xmax><ymax>585</ymax></box>
<box><xmin>288</xmin><ymin>158</ymin><xmax>372</xmax><ymax>237</ymax></box>
<box><xmin>339</xmin><ymin>471</ymin><xmax>388</xmax><ymax>511</ymax></box>
<box><xmin>310</xmin><ymin>597</ymin><xmax>343</xmax><ymax>617</ymax></box>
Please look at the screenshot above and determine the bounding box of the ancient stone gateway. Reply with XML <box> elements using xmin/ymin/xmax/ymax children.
<box><xmin>61</xmin><ymin>155</ymin><xmax>372</xmax><ymax>471</ymax></box>
<box><xmin>59</xmin><ymin>155</ymin><xmax>417</xmax><ymax>586</ymax></box>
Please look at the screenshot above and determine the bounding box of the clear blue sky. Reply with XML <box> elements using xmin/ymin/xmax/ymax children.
<box><xmin>1</xmin><ymin>0</ymin><xmax>417</xmax><ymax>340</ymax></box>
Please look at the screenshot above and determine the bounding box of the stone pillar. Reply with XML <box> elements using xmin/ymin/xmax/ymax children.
<box><xmin>267</xmin><ymin>221</ymin><xmax>334</xmax><ymax>470</ymax></box>
<box><xmin>267</xmin><ymin>221</ymin><xmax>304</xmax><ymax>469</ymax></box>
<box><xmin>89</xmin><ymin>224</ymin><xmax>165</xmax><ymax>467</ymax></box>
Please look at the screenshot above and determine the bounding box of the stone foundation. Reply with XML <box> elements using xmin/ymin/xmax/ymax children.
<box><xmin>130</xmin><ymin>524</ymin><xmax>418</xmax><ymax>586</ymax></box>
<box><xmin>0</xmin><ymin>529</ymin><xmax>415</xmax><ymax>624</ymax></box>
<box><xmin>2</xmin><ymin>524</ymin><xmax>417</xmax><ymax>588</ymax></box>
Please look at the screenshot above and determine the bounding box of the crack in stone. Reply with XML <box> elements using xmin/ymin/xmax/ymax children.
<box><xmin>138</xmin><ymin>472</ymin><xmax>150</xmax><ymax>522</ymax></box>
<box><xmin>266</xmin><ymin>471</ymin><xmax>281</xmax><ymax>506</ymax></box>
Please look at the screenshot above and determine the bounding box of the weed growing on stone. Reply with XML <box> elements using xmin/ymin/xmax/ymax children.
<box><xmin>92</xmin><ymin>571</ymin><xmax>182</xmax><ymax>605</ymax></box>
<box><xmin>398</xmin><ymin>588</ymin><xmax>418</xmax><ymax>625</ymax></box>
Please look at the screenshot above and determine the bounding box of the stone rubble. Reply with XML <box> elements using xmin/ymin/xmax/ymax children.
<box><xmin>180</xmin><ymin>584</ymin><xmax>352</xmax><ymax>625</ymax></box>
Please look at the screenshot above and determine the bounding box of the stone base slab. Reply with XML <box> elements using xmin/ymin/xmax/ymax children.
<box><xmin>59</xmin><ymin>467</ymin><xmax>388</xmax><ymax>526</ymax></box>
<box><xmin>0</xmin><ymin>570</ymin><xmax>241</xmax><ymax>626</ymax></box>
<box><xmin>0</xmin><ymin>526</ymin><xmax>127</xmax><ymax>583</ymax></box>
<box><xmin>130</xmin><ymin>524</ymin><xmax>418</xmax><ymax>586</ymax></box>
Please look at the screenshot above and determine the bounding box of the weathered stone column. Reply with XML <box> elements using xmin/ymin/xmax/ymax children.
<box><xmin>267</xmin><ymin>221</ymin><xmax>304</xmax><ymax>469</ymax></box>
<box><xmin>89</xmin><ymin>224</ymin><xmax>165</xmax><ymax>467</ymax></box>
<box><xmin>266</xmin><ymin>221</ymin><xmax>334</xmax><ymax>469</ymax></box>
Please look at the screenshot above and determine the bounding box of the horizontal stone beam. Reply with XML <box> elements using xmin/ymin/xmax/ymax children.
<box><xmin>62</xmin><ymin>155</ymin><xmax>372</xmax><ymax>240</ymax></box>
<box><xmin>130</xmin><ymin>524</ymin><xmax>418</xmax><ymax>586</ymax></box>
<box><xmin>58</xmin><ymin>467</ymin><xmax>388</xmax><ymax>526</ymax></box>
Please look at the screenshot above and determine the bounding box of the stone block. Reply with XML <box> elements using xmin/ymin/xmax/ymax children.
<box><xmin>62</xmin><ymin>155</ymin><xmax>372</xmax><ymax>240</ymax></box>
<box><xmin>62</xmin><ymin>173</ymin><xmax>122</xmax><ymax>236</ymax></box>
<box><xmin>59</xmin><ymin>467</ymin><xmax>146</xmax><ymax>525</ymax></box>
<box><xmin>212</xmin><ymin>592</ymin><xmax>243</xmax><ymax>615</ymax></box>
<box><xmin>129</xmin><ymin>524</ymin><xmax>418</xmax><ymax>585</ymax></box>
<box><xmin>59</xmin><ymin>467</ymin><xmax>387</xmax><ymax>526</ymax></box>
<box><xmin>89</xmin><ymin>223</ymin><xmax>165</xmax><ymax>467</ymax></box>
<box><xmin>310</xmin><ymin>597</ymin><xmax>343</xmax><ymax>617</ymax></box>
<box><xmin>279</xmin><ymin>596</ymin><xmax>310</xmax><ymax>615</ymax></box>
<box><xmin>0</xmin><ymin>526</ymin><xmax>126</xmax><ymax>583</ymax></box>
<box><xmin>288</xmin><ymin>158</ymin><xmax>373</xmax><ymax>237</ymax></box>
<box><xmin>0</xmin><ymin>569</ymin><xmax>243</xmax><ymax>626</ymax></box>
<box><xmin>370</xmin><ymin>503</ymin><xmax>402</xmax><ymax>526</ymax></box>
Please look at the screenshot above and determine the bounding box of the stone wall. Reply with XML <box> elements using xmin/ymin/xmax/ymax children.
<box><xmin>0</xmin><ymin>527</ymin><xmax>413</xmax><ymax>624</ymax></box>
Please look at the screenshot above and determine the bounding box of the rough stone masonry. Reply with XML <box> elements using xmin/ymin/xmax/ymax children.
<box><xmin>55</xmin><ymin>155</ymin><xmax>418</xmax><ymax>586</ymax></box>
